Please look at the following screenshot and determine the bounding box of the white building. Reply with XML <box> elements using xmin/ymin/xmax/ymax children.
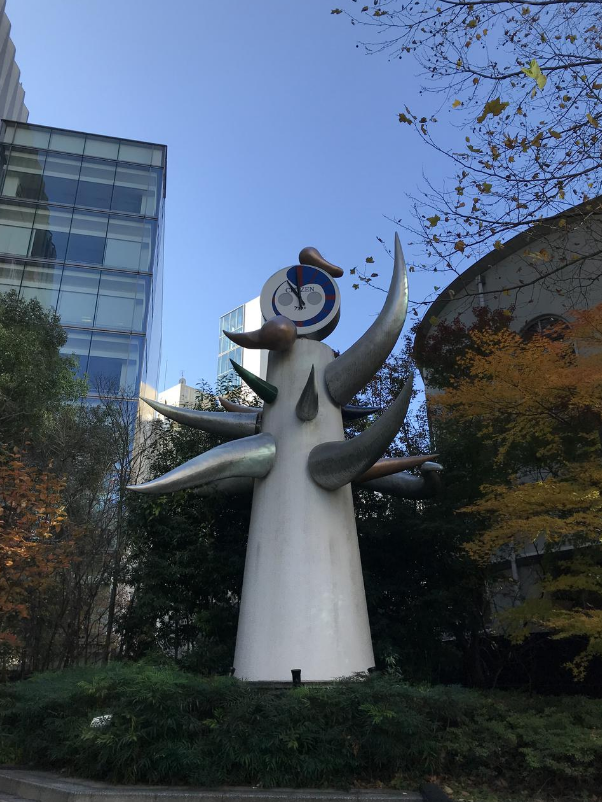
<box><xmin>217</xmin><ymin>296</ymin><xmax>267</xmax><ymax>389</ymax></box>
<box><xmin>158</xmin><ymin>376</ymin><xmax>197</xmax><ymax>409</ymax></box>
<box><xmin>0</xmin><ymin>1</ymin><xmax>28</xmax><ymax>123</ymax></box>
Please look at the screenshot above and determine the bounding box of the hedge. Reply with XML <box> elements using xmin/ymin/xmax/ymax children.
<box><xmin>1</xmin><ymin>663</ymin><xmax>601</xmax><ymax>799</ymax></box>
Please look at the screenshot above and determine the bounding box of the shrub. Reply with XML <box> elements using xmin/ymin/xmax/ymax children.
<box><xmin>1</xmin><ymin>663</ymin><xmax>601</xmax><ymax>798</ymax></box>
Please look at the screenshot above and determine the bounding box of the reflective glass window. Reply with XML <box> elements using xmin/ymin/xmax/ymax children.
<box><xmin>41</xmin><ymin>154</ymin><xmax>81</xmax><ymax>205</ymax></box>
<box><xmin>49</xmin><ymin>131</ymin><xmax>85</xmax><ymax>155</ymax></box>
<box><xmin>0</xmin><ymin>202</ymin><xmax>34</xmax><ymax>256</ymax></box>
<box><xmin>87</xmin><ymin>332</ymin><xmax>142</xmax><ymax>395</ymax></box>
<box><xmin>76</xmin><ymin>158</ymin><xmax>116</xmax><ymax>210</ymax></box>
<box><xmin>84</xmin><ymin>136</ymin><xmax>119</xmax><ymax>160</ymax></box>
<box><xmin>118</xmin><ymin>142</ymin><xmax>153</xmax><ymax>165</ymax></box>
<box><xmin>145</xmin><ymin>168</ymin><xmax>161</xmax><ymax>217</ymax></box>
<box><xmin>57</xmin><ymin>267</ymin><xmax>99</xmax><ymax>326</ymax></box>
<box><xmin>95</xmin><ymin>272</ymin><xmax>149</xmax><ymax>332</ymax></box>
<box><xmin>20</xmin><ymin>263</ymin><xmax>62</xmax><ymax>309</ymax></box>
<box><xmin>1</xmin><ymin>123</ymin><xmax>16</xmax><ymax>145</ymax></box>
<box><xmin>104</xmin><ymin>216</ymin><xmax>154</xmax><ymax>271</ymax></box>
<box><xmin>66</xmin><ymin>211</ymin><xmax>108</xmax><ymax>265</ymax></box>
<box><xmin>2</xmin><ymin>148</ymin><xmax>46</xmax><ymax>201</ymax></box>
<box><xmin>61</xmin><ymin>329</ymin><xmax>91</xmax><ymax>379</ymax></box>
<box><xmin>111</xmin><ymin>165</ymin><xmax>151</xmax><ymax>215</ymax></box>
<box><xmin>30</xmin><ymin>206</ymin><xmax>71</xmax><ymax>261</ymax></box>
<box><xmin>0</xmin><ymin>260</ymin><xmax>24</xmax><ymax>293</ymax></box>
<box><xmin>13</xmin><ymin>126</ymin><xmax>50</xmax><ymax>149</ymax></box>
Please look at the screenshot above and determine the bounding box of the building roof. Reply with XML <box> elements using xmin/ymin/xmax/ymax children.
<box><xmin>414</xmin><ymin>197</ymin><xmax>602</xmax><ymax>357</ymax></box>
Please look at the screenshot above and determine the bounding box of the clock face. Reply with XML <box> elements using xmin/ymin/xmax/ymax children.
<box><xmin>260</xmin><ymin>265</ymin><xmax>341</xmax><ymax>339</ymax></box>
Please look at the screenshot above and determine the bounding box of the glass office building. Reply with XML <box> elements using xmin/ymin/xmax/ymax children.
<box><xmin>0</xmin><ymin>120</ymin><xmax>166</xmax><ymax>404</ymax></box>
<box><xmin>217</xmin><ymin>305</ymin><xmax>244</xmax><ymax>389</ymax></box>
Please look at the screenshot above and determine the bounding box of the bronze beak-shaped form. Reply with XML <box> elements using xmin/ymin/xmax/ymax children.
<box><xmin>356</xmin><ymin>454</ymin><xmax>439</xmax><ymax>483</ymax></box>
<box><xmin>298</xmin><ymin>247</ymin><xmax>344</xmax><ymax>278</ymax></box>
<box><xmin>224</xmin><ymin>316</ymin><xmax>297</xmax><ymax>352</ymax></box>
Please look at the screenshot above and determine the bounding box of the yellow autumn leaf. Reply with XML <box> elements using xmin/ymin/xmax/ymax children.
<box><xmin>586</xmin><ymin>113</ymin><xmax>599</xmax><ymax>128</ymax></box>
<box><xmin>454</xmin><ymin>240</ymin><xmax>466</xmax><ymax>253</ymax></box>
<box><xmin>452</xmin><ymin>99</ymin><xmax>462</xmax><ymax>108</ymax></box>
<box><xmin>481</xmin><ymin>182</ymin><xmax>492</xmax><ymax>193</ymax></box>
<box><xmin>365</xmin><ymin>256</ymin><xmax>374</xmax><ymax>264</ymax></box>
<box><xmin>476</xmin><ymin>97</ymin><xmax>509</xmax><ymax>124</ymax></box>
<box><xmin>521</xmin><ymin>58</ymin><xmax>547</xmax><ymax>91</ymax></box>
<box><xmin>548</xmin><ymin>129</ymin><xmax>562</xmax><ymax>139</ymax></box>
<box><xmin>398</xmin><ymin>113</ymin><xmax>412</xmax><ymax>125</ymax></box>
<box><xmin>427</xmin><ymin>215</ymin><xmax>441</xmax><ymax>227</ymax></box>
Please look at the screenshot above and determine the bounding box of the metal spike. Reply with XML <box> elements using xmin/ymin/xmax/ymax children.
<box><xmin>224</xmin><ymin>316</ymin><xmax>297</xmax><ymax>351</ymax></box>
<box><xmin>359</xmin><ymin>462</ymin><xmax>442</xmax><ymax>499</ymax></box>
<box><xmin>324</xmin><ymin>233</ymin><xmax>408</xmax><ymax>406</ymax></box>
<box><xmin>342</xmin><ymin>405</ymin><xmax>380</xmax><ymax>421</ymax></box>
<box><xmin>357</xmin><ymin>454</ymin><xmax>439</xmax><ymax>483</ymax></box>
<box><xmin>142</xmin><ymin>397</ymin><xmax>259</xmax><ymax>438</ymax></box>
<box><xmin>127</xmin><ymin>433</ymin><xmax>276</xmax><ymax>495</ymax></box>
<box><xmin>218</xmin><ymin>396</ymin><xmax>261</xmax><ymax>414</ymax></box>
<box><xmin>296</xmin><ymin>365</ymin><xmax>319</xmax><ymax>422</ymax></box>
<box><xmin>230</xmin><ymin>360</ymin><xmax>278</xmax><ymax>404</ymax></box>
<box><xmin>308</xmin><ymin>375</ymin><xmax>413</xmax><ymax>491</ymax></box>
<box><xmin>194</xmin><ymin>476</ymin><xmax>255</xmax><ymax>496</ymax></box>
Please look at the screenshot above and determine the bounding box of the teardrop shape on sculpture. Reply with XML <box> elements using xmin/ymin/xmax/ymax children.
<box><xmin>224</xmin><ymin>316</ymin><xmax>297</xmax><ymax>352</ymax></box>
<box><xmin>230</xmin><ymin>360</ymin><xmax>278</xmax><ymax>404</ymax></box>
<box><xmin>296</xmin><ymin>365</ymin><xmax>319</xmax><ymax>421</ymax></box>
<box><xmin>298</xmin><ymin>246</ymin><xmax>344</xmax><ymax>278</ymax></box>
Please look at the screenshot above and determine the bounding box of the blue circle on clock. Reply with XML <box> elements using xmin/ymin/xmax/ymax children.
<box><xmin>270</xmin><ymin>265</ymin><xmax>337</xmax><ymax>328</ymax></box>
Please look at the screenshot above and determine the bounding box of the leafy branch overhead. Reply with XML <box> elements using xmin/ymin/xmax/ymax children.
<box><xmin>335</xmin><ymin>0</ymin><xmax>602</xmax><ymax>280</ymax></box>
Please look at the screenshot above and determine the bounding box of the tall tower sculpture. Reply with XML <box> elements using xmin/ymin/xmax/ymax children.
<box><xmin>129</xmin><ymin>235</ymin><xmax>441</xmax><ymax>681</ymax></box>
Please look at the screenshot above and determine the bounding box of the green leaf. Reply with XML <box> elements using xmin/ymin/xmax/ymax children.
<box><xmin>521</xmin><ymin>58</ymin><xmax>547</xmax><ymax>91</ymax></box>
<box><xmin>427</xmin><ymin>215</ymin><xmax>441</xmax><ymax>227</ymax></box>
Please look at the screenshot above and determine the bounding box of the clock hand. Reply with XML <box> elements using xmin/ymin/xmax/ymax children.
<box><xmin>295</xmin><ymin>266</ymin><xmax>306</xmax><ymax>309</ymax></box>
<box><xmin>287</xmin><ymin>280</ymin><xmax>304</xmax><ymax>309</ymax></box>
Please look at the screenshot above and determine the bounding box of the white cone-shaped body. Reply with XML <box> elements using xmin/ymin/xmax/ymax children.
<box><xmin>234</xmin><ymin>338</ymin><xmax>375</xmax><ymax>681</ymax></box>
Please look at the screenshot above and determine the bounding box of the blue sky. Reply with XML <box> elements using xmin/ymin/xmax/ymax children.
<box><xmin>7</xmin><ymin>0</ymin><xmax>449</xmax><ymax>391</ymax></box>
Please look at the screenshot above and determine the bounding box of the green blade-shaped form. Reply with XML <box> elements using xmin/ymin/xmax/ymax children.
<box><xmin>230</xmin><ymin>359</ymin><xmax>278</xmax><ymax>404</ymax></box>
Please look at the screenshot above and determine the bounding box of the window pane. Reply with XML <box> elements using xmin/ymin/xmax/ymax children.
<box><xmin>126</xmin><ymin>335</ymin><xmax>143</xmax><ymax>392</ymax></box>
<box><xmin>20</xmin><ymin>263</ymin><xmax>62</xmax><ymax>309</ymax></box>
<box><xmin>66</xmin><ymin>211</ymin><xmax>108</xmax><ymax>265</ymax></box>
<box><xmin>84</xmin><ymin>136</ymin><xmax>119</xmax><ymax>160</ymax></box>
<box><xmin>95</xmin><ymin>272</ymin><xmax>149</xmax><ymax>331</ymax></box>
<box><xmin>88</xmin><ymin>332</ymin><xmax>139</xmax><ymax>394</ymax></box>
<box><xmin>1</xmin><ymin>122</ymin><xmax>16</xmax><ymax>144</ymax></box>
<box><xmin>0</xmin><ymin>203</ymin><xmax>34</xmax><ymax>256</ymax></box>
<box><xmin>61</xmin><ymin>329</ymin><xmax>91</xmax><ymax>379</ymax></box>
<box><xmin>41</xmin><ymin>153</ymin><xmax>81</xmax><ymax>205</ymax></box>
<box><xmin>13</xmin><ymin>126</ymin><xmax>50</xmax><ymax>149</ymax></box>
<box><xmin>151</xmin><ymin>147</ymin><xmax>163</xmax><ymax>167</ymax></box>
<box><xmin>49</xmin><ymin>131</ymin><xmax>85</xmax><ymax>155</ymax></box>
<box><xmin>104</xmin><ymin>217</ymin><xmax>154</xmax><ymax>271</ymax></box>
<box><xmin>76</xmin><ymin>158</ymin><xmax>116</xmax><ymax>210</ymax></box>
<box><xmin>30</xmin><ymin>206</ymin><xmax>71</xmax><ymax>261</ymax></box>
<box><xmin>145</xmin><ymin>168</ymin><xmax>161</xmax><ymax>216</ymax></box>
<box><xmin>111</xmin><ymin>164</ymin><xmax>150</xmax><ymax>215</ymax></box>
<box><xmin>57</xmin><ymin>267</ymin><xmax>99</xmax><ymax>326</ymax></box>
<box><xmin>0</xmin><ymin>260</ymin><xmax>24</xmax><ymax>293</ymax></box>
<box><xmin>2</xmin><ymin>148</ymin><xmax>46</xmax><ymax>201</ymax></box>
<box><xmin>118</xmin><ymin>142</ymin><xmax>152</xmax><ymax>165</ymax></box>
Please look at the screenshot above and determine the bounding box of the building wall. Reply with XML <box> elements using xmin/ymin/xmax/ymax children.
<box><xmin>0</xmin><ymin>120</ymin><xmax>166</xmax><ymax>408</ymax></box>
<box><xmin>158</xmin><ymin>377</ymin><xmax>197</xmax><ymax>408</ymax></box>
<box><xmin>0</xmin><ymin>1</ymin><xmax>28</xmax><ymax>124</ymax></box>
<box><xmin>217</xmin><ymin>296</ymin><xmax>267</xmax><ymax>390</ymax></box>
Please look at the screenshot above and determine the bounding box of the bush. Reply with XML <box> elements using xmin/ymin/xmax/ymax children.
<box><xmin>1</xmin><ymin>663</ymin><xmax>601</xmax><ymax>798</ymax></box>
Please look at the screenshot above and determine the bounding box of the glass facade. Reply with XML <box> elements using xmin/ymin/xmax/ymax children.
<box><xmin>217</xmin><ymin>305</ymin><xmax>244</xmax><ymax>389</ymax></box>
<box><xmin>0</xmin><ymin>121</ymin><xmax>166</xmax><ymax>400</ymax></box>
